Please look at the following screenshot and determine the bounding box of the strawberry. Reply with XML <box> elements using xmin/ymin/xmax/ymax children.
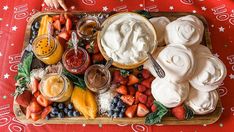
<box><xmin>144</xmin><ymin>89</ymin><xmax>151</xmax><ymax>96</ymax></box>
<box><xmin>31</xmin><ymin>113</ymin><xmax>41</xmax><ymax>121</ymax></box>
<box><xmin>121</xmin><ymin>95</ymin><xmax>135</xmax><ymax>106</ymax></box>
<box><xmin>171</xmin><ymin>105</ymin><xmax>194</xmax><ymax>120</ymax></box>
<box><xmin>16</xmin><ymin>90</ymin><xmax>32</xmax><ymax>108</ymax></box>
<box><xmin>125</xmin><ymin>104</ymin><xmax>137</xmax><ymax>118</ymax></box>
<box><xmin>151</xmin><ymin>104</ymin><xmax>157</xmax><ymax>112</ymax></box>
<box><xmin>138</xmin><ymin>93</ymin><xmax>147</xmax><ymax>104</ymax></box>
<box><xmin>59</xmin><ymin>13</ymin><xmax>66</xmax><ymax>24</ymax></box>
<box><xmin>64</xmin><ymin>13</ymin><xmax>73</xmax><ymax>20</ymax></box>
<box><xmin>142</xmin><ymin>69</ymin><xmax>151</xmax><ymax>79</ymax></box>
<box><xmin>135</xmin><ymin>91</ymin><xmax>141</xmax><ymax>104</ymax></box>
<box><xmin>30</xmin><ymin>78</ymin><xmax>39</xmax><ymax>94</ymax></box>
<box><xmin>113</xmin><ymin>70</ymin><xmax>128</xmax><ymax>85</ymax></box>
<box><xmin>36</xmin><ymin>95</ymin><xmax>52</xmax><ymax>107</ymax></box>
<box><xmin>52</xmin><ymin>15</ymin><xmax>60</xmax><ymax>22</ymax></box>
<box><xmin>41</xmin><ymin>106</ymin><xmax>52</xmax><ymax>119</ymax></box>
<box><xmin>29</xmin><ymin>98</ymin><xmax>43</xmax><ymax>113</ymax></box>
<box><xmin>65</xmin><ymin>18</ymin><xmax>72</xmax><ymax>32</ymax></box>
<box><xmin>127</xmin><ymin>74</ymin><xmax>139</xmax><ymax>86</ymax></box>
<box><xmin>53</xmin><ymin>20</ymin><xmax>61</xmax><ymax>31</ymax></box>
<box><xmin>57</xmin><ymin>36</ymin><xmax>67</xmax><ymax>49</ymax></box>
<box><xmin>137</xmin><ymin>103</ymin><xmax>149</xmax><ymax>117</ymax></box>
<box><xmin>92</xmin><ymin>53</ymin><xmax>104</xmax><ymax>64</ymax></box>
<box><xmin>26</xmin><ymin>106</ymin><xmax>31</xmax><ymax>119</ymax></box>
<box><xmin>33</xmin><ymin>91</ymin><xmax>40</xmax><ymax>98</ymax></box>
<box><xmin>128</xmin><ymin>86</ymin><xmax>136</xmax><ymax>95</ymax></box>
<box><xmin>138</xmin><ymin>84</ymin><xmax>146</xmax><ymax>92</ymax></box>
<box><xmin>141</xmin><ymin>77</ymin><xmax>155</xmax><ymax>88</ymax></box>
<box><xmin>58</xmin><ymin>31</ymin><xmax>70</xmax><ymax>41</ymax></box>
<box><xmin>86</xmin><ymin>41</ymin><xmax>99</xmax><ymax>54</ymax></box>
<box><xmin>116</xmin><ymin>85</ymin><xmax>128</xmax><ymax>95</ymax></box>
<box><xmin>146</xmin><ymin>96</ymin><xmax>154</xmax><ymax>108</ymax></box>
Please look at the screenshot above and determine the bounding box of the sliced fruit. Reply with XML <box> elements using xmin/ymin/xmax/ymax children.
<box><xmin>33</xmin><ymin>91</ymin><xmax>40</xmax><ymax>98</ymax></box>
<box><xmin>138</xmin><ymin>93</ymin><xmax>147</xmax><ymax>104</ymax></box>
<box><xmin>141</xmin><ymin>77</ymin><xmax>155</xmax><ymax>88</ymax></box>
<box><xmin>59</xmin><ymin>13</ymin><xmax>66</xmax><ymax>24</ymax></box>
<box><xmin>92</xmin><ymin>53</ymin><xmax>104</xmax><ymax>64</ymax></box>
<box><xmin>113</xmin><ymin>70</ymin><xmax>128</xmax><ymax>85</ymax></box>
<box><xmin>86</xmin><ymin>41</ymin><xmax>99</xmax><ymax>54</ymax></box>
<box><xmin>144</xmin><ymin>89</ymin><xmax>151</xmax><ymax>96</ymax></box>
<box><xmin>52</xmin><ymin>15</ymin><xmax>60</xmax><ymax>22</ymax></box>
<box><xmin>151</xmin><ymin>104</ymin><xmax>157</xmax><ymax>112</ymax></box>
<box><xmin>125</xmin><ymin>104</ymin><xmax>137</xmax><ymax>118</ymax></box>
<box><xmin>135</xmin><ymin>91</ymin><xmax>141</xmax><ymax>104</ymax></box>
<box><xmin>138</xmin><ymin>84</ymin><xmax>146</xmax><ymax>92</ymax></box>
<box><xmin>15</xmin><ymin>90</ymin><xmax>32</xmax><ymax>108</ymax></box>
<box><xmin>127</xmin><ymin>74</ymin><xmax>139</xmax><ymax>86</ymax></box>
<box><xmin>137</xmin><ymin>103</ymin><xmax>149</xmax><ymax>117</ymax></box>
<box><xmin>146</xmin><ymin>96</ymin><xmax>154</xmax><ymax>108</ymax></box>
<box><xmin>26</xmin><ymin>106</ymin><xmax>31</xmax><ymax>119</ymax></box>
<box><xmin>116</xmin><ymin>85</ymin><xmax>128</xmax><ymax>95</ymax></box>
<box><xmin>31</xmin><ymin>113</ymin><xmax>41</xmax><ymax>121</ymax></box>
<box><xmin>64</xmin><ymin>13</ymin><xmax>73</xmax><ymax>20</ymax></box>
<box><xmin>142</xmin><ymin>69</ymin><xmax>151</xmax><ymax>79</ymax></box>
<box><xmin>171</xmin><ymin>105</ymin><xmax>194</xmax><ymax>120</ymax></box>
<box><xmin>53</xmin><ymin>20</ymin><xmax>61</xmax><ymax>31</ymax></box>
<box><xmin>56</xmin><ymin>36</ymin><xmax>67</xmax><ymax>49</ymax></box>
<box><xmin>121</xmin><ymin>95</ymin><xmax>135</xmax><ymax>106</ymax></box>
<box><xmin>41</xmin><ymin>106</ymin><xmax>52</xmax><ymax>119</ymax></box>
<box><xmin>29</xmin><ymin>98</ymin><xmax>43</xmax><ymax>113</ymax></box>
<box><xmin>36</xmin><ymin>94</ymin><xmax>52</xmax><ymax>107</ymax></box>
<box><xmin>65</xmin><ymin>18</ymin><xmax>72</xmax><ymax>32</ymax></box>
<box><xmin>30</xmin><ymin>78</ymin><xmax>39</xmax><ymax>94</ymax></box>
<box><xmin>128</xmin><ymin>86</ymin><xmax>136</xmax><ymax>95</ymax></box>
<box><xmin>58</xmin><ymin>31</ymin><xmax>70</xmax><ymax>41</ymax></box>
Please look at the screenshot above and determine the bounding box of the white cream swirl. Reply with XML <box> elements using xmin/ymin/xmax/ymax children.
<box><xmin>185</xmin><ymin>87</ymin><xmax>219</xmax><ymax>115</ymax></box>
<box><xmin>190</xmin><ymin>53</ymin><xmax>227</xmax><ymax>92</ymax></box>
<box><xmin>151</xmin><ymin>77</ymin><xmax>190</xmax><ymax>108</ymax></box>
<box><xmin>149</xmin><ymin>17</ymin><xmax>170</xmax><ymax>46</ymax></box>
<box><xmin>165</xmin><ymin>19</ymin><xmax>203</xmax><ymax>46</ymax></box>
<box><xmin>157</xmin><ymin>44</ymin><xmax>195</xmax><ymax>83</ymax></box>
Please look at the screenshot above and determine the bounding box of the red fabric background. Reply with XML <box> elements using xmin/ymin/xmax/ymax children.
<box><xmin>0</xmin><ymin>0</ymin><xmax>234</xmax><ymax>132</ymax></box>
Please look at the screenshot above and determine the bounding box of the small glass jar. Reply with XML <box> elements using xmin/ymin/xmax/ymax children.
<box><xmin>39</xmin><ymin>73</ymin><xmax>73</xmax><ymax>102</ymax></box>
<box><xmin>62</xmin><ymin>47</ymin><xmax>90</xmax><ymax>74</ymax></box>
<box><xmin>84</xmin><ymin>64</ymin><xmax>111</xmax><ymax>93</ymax></box>
<box><xmin>32</xmin><ymin>34</ymin><xmax>64</xmax><ymax>65</ymax></box>
<box><xmin>76</xmin><ymin>16</ymin><xmax>100</xmax><ymax>40</ymax></box>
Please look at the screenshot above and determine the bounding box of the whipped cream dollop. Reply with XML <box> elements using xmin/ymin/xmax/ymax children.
<box><xmin>101</xmin><ymin>13</ymin><xmax>157</xmax><ymax>64</ymax></box>
<box><xmin>151</xmin><ymin>77</ymin><xmax>190</xmax><ymax>108</ymax></box>
<box><xmin>149</xmin><ymin>17</ymin><xmax>170</xmax><ymax>46</ymax></box>
<box><xmin>191</xmin><ymin>44</ymin><xmax>212</xmax><ymax>55</ymax></box>
<box><xmin>165</xmin><ymin>18</ymin><xmax>203</xmax><ymax>46</ymax></box>
<box><xmin>185</xmin><ymin>87</ymin><xmax>219</xmax><ymax>115</ymax></box>
<box><xmin>190</xmin><ymin>53</ymin><xmax>227</xmax><ymax>92</ymax></box>
<box><xmin>156</xmin><ymin>44</ymin><xmax>195</xmax><ymax>83</ymax></box>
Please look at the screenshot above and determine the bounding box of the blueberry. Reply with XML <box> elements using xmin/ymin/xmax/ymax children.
<box><xmin>133</xmin><ymin>84</ymin><xmax>138</xmax><ymax>89</ymax></box>
<box><xmin>110</xmin><ymin>103</ymin><xmax>115</xmax><ymax>110</ymax></box>
<box><xmin>58</xmin><ymin>112</ymin><xmax>65</xmax><ymax>118</ymax></box>
<box><xmin>121</xmin><ymin>107</ymin><xmax>126</xmax><ymax>113</ymax></box>
<box><xmin>64</xmin><ymin>107</ymin><xmax>68</xmax><ymax>114</ymax></box>
<box><xmin>137</xmin><ymin>65</ymin><xmax>144</xmax><ymax>71</ymax></box>
<box><xmin>113</xmin><ymin>97</ymin><xmax>118</xmax><ymax>104</ymax></box>
<box><xmin>50</xmin><ymin>113</ymin><xmax>56</xmax><ymax>118</ymax></box>
<box><xmin>137</xmin><ymin>73</ymin><xmax>143</xmax><ymax>79</ymax></box>
<box><xmin>34</xmin><ymin>21</ymin><xmax>40</xmax><ymax>29</ymax></box>
<box><xmin>119</xmin><ymin>112</ymin><xmax>124</xmax><ymax>118</ymax></box>
<box><xmin>67</xmin><ymin>110</ymin><xmax>73</xmax><ymax>117</ymax></box>
<box><xmin>128</xmin><ymin>69</ymin><xmax>133</xmax><ymax>74</ymax></box>
<box><xmin>52</xmin><ymin>103</ymin><xmax>58</xmax><ymax>107</ymax></box>
<box><xmin>31</xmin><ymin>26</ymin><xmax>35</xmax><ymax>31</ymax></box>
<box><xmin>73</xmin><ymin>111</ymin><xmax>80</xmax><ymax>117</ymax></box>
<box><xmin>46</xmin><ymin>115</ymin><xmax>50</xmax><ymax>120</ymax></box>
<box><xmin>29</xmin><ymin>39</ymin><xmax>34</xmax><ymax>44</ymax></box>
<box><xmin>67</xmin><ymin>103</ymin><xmax>73</xmax><ymax>110</ymax></box>
<box><xmin>32</xmin><ymin>30</ymin><xmax>38</xmax><ymax>35</ymax></box>
<box><xmin>58</xmin><ymin>103</ymin><xmax>64</xmax><ymax>110</ymax></box>
<box><xmin>108</xmin><ymin>110</ymin><xmax>114</xmax><ymax>117</ymax></box>
<box><xmin>51</xmin><ymin>107</ymin><xmax>58</xmax><ymax>114</ymax></box>
<box><xmin>113</xmin><ymin>112</ymin><xmax>118</xmax><ymax>118</ymax></box>
<box><xmin>117</xmin><ymin>101</ymin><xmax>123</xmax><ymax>108</ymax></box>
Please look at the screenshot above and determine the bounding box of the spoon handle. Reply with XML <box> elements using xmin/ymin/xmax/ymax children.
<box><xmin>104</xmin><ymin>58</ymin><xmax>113</xmax><ymax>70</ymax></box>
<box><xmin>147</xmin><ymin>52</ymin><xmax>165</xmax><ymax>78</ymax></box>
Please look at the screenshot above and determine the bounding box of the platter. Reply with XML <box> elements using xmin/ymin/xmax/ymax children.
<box><xmin>13</xmin><ymin>11</ymin><xmax>222</xmax><ymax>125</ymax></box>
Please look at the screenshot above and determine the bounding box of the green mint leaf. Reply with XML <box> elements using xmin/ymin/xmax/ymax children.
<box><xmin>62</xmin><ymin>69</ymin><xmax>86</xmax><ymax>89</ymax></box>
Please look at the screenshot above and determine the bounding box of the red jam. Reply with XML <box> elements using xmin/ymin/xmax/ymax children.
<box><xmin>62</xmin><ymin>47</ymin><xmax>90</xmax><ymax>74</ymax></box>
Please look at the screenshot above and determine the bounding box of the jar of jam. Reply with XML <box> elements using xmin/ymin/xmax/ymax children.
<box><xmin>32</xmin><ymin>34</ymin><xmax>64</xmax><ymax>65</ymax></box>
<box><xmin>62</xmin><ymin>47</ymin><xmax>90</xmax><ymax>74</ymax></box>
<box><xmin>84</xmin><ymin>64</ymin><xmax>111</xmax><ymax>93</ymax></box>
<box><xmin>76</xmin><ymin>16</ymin><xmax>100</xmax><ymax>40</ymax></box>
<box><xmin>39</xmin><ymin>73</ymin><xmax>73</xmax><ymax>102</ymax></box>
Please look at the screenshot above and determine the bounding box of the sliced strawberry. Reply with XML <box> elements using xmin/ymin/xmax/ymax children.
<box><xmin>146</xmin><ymin>96</ymin><xmax>154</xmax><ymax>108</ymax></box>
<box><xmin>26</xmin><ymin>106</ymin><xmax>31</xmax><ymax>119</ymax></box>
<box><xmin>41</xmin><ymin>106</ymin><xmax>52</xmax><ymax>119</ymax></box>
<box><xmin>59</xmin><ymin>13</ymin><xmax>66</xmax><ymax>24</ymax></box>
<box><xmin>113</xmin><ymin>70</ymin><xmax>128</xmax><ymax>85</ymax></box>
<box><xmin>61</xmin><ymin>27</ymin><xmax>66</xmax><ymax>32</ymax></box>
<box><xmin>127</xmin><ymin>74</ymin><xmax>139</xmax><ymax>86</ymax></box>
<box><xmin>121</xmin><ymin>95</ymin><xmax>135</xmax><ymax>106</ymax></box>
<box><xmin>33</xmin><ymin>91</ymin><xmax>40</xmax><ymax>98</ymax></box>
<box><xmin>138</xmin><ymin>93</ymin><xmax>147</xmax><ymax>104</ymax></box>
<box><xmin>135</xmin><ymin>91</ymin><xmax>141</xmax><ymax>104</ymax></box>
<box><xmin>138</xmin><ymin>84</ymin><xmax>146</xmax><ymax>92</ymax></box>
<box><xmin>128</xmin><ymin>86</ymin><xmax>136</xmax><ymax>95</ymax></box>
<box><xmin>92</xmin><ymin>53</ymin><xmax>104</xmax><ymax>64</ymax></box>
<box><xmin>57</xmin><ymin>36</ymin><xmax>67</xmax><ymax>49</ymax></box>
<box><xmin>151</xmin><ymin>104</ymin><xmax>157</xmax><ymax>112</ymax></box>
<box><xmin>65</xmin><ymin>18</ymin><xmax>72</xmax><ymax>32</ymax></box>
<box><xmin>58</xmin><ymin>31</ymin><xmax>70</xmax><ymax>41</ymax></box>
<box><xmin>16</xmin><ymin>90</ymin><xmax>32</xmax><ymax>108</ymax></box>
<box><xmin>64</xmin><ymin>13</ymin><xmax>73</xmax><ymax>20</ymax></box>
<box><xmin>141</xmin><ymin>77</ymin><xmax>155</xmax><ymax>88</ymax></box>
<box><xmin>52</xmin><ymin>15</ymin><xmax>60</xmax><ymax>22</ymax></box>
<box><xmin>36</xmin><ymin>95</ymin><xmax>52</xmax><ymax>107</ymax></box>
<box><xmin>31</xmin><ymin>113</ymin><xmax>41</xmax><ymax>121</ymax></box>
<box><xmin>30</xmin><ymin>78</ymin><xmax>39</xmax><ymax>94</ymax></box>
<box><xmin>85</xmin><ymin>44</ymin><xmax>92</xmax><ymax>53</ymax></box>
<box><xmin>29</xmin><ymin>98</ymin><xmax>43</xmax><ymax>113</ymax></box>
<box><xmin>171</xmin><ymin>105</ymin><xmax>186</xmax><ymax>120</ymax></box>
<box><xmin>142</xmin><ymin>69</ymin><xmax>151</xmax><ymax>79</ymax></box>
<box><xmin>125</xmin><ymin>104</ymin><xmax>137</xmax><ymax>118</ymax></box>
<box><xmin>144</xmin><ymin>89</ymin><xmax>151</xmax><ymax>96</ymax></box>
<box><xmin>116</xmin><ymin>85</ymin><xmax>128</xmax><ymax>95</ymax></box>
<box><xmin>53</xmin><ymin>20</ymin><xmax>61</xmax><ymax>31</ymax></box>
<box><xmin>137</xmin><ymin>103</ymin><xmax>149</xmax><ymax>117</ymax></box>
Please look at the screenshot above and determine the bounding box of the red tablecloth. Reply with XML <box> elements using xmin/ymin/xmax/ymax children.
<box><xmin>0</xmin><ymin>0</ymin><xmax>234</xmax><ymax>132</ymax></box>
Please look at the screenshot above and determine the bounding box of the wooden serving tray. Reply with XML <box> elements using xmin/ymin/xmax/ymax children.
<box><xmin>14</xmin><ymin>11</ymin><xmax>222</xmax><ymax>125</ymax></box>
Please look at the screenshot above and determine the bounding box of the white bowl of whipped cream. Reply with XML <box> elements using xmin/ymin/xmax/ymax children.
<box><xmin>97</xmin><ymin>12</ymin><xmax>157</xmax><ymax>69</ymax></box>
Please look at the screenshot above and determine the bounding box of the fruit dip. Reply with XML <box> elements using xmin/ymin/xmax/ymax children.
<box><xmin>40</xmin><ymin>73</ymin><xmax>73</xmax><ymax>102</ymax></box>
<box><xmin>165</xmin><ymin>15</ymin><xmax>204</xmax><ymax>47</ymax></box>
<box><xmin>151</xmin><ymin>77</ymin><xmax>190</xmax><ymax>108</ymax></box>
<box><xmin>185</xmin><ymin>87</ymin><xmax>219</xmax><ymax>115</ymax></box>
<box><xmin>62</xmin><ymin>47</ymin><xmax>90</xmax><ymax>74</ymax></box>
<box><xmin>189</xmin><ymin>53</ymin><xmax>227</xmax><ymax>92</ymax></box>
<box><xmin>84</xmin><ymin>64</ymin><xmax>111</xmax><ymax>93</ymax></box>
<box><xmin>149</xmin><ymin>17</ymin><xmax>170</xmax><ymax>46</ymax></box>
<box><xmin>100</xmin><ymin>13</ymin><xmax>157</xmax><ymax>64</ymax></box>
<box><xmin>32</xmin><ymin>34</ymin><xmax>63</xmax><ymax>65</ymax></box>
